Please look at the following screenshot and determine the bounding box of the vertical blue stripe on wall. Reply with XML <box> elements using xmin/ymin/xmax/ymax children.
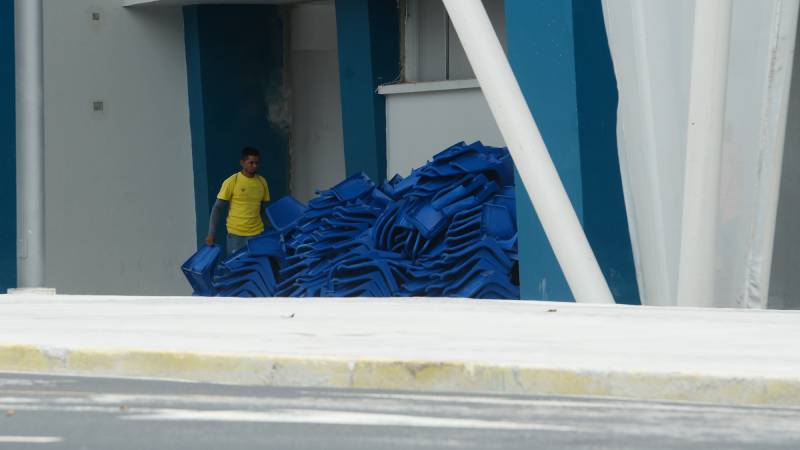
<box><xmin>0</xmin><ymin>0</ymin><xmax>16</xmax><ymax>291</ymax></box>
<box><xmin>572</xmin><ymin>0</ymin><xmax>640</xmax><ymax>305</ymax></box>
<box><xmin>183</xmin><ymin>6</ymin><xmax>290</xmax><ymax>249</ymax></box>
<box><xmin>183</xmin><ymin>7</ymin><xmax>209</xmax><ymax>248</ymax></box>
<box><xmin>334</xmin><ymin>0</ymin><xmax>399</xmax><ymax>183</ymax></box>
<box><xmin>506</xmin><ymin>0</ymin><xmax>582</xmax><ymax>301</ymax></box>
<box><xmin>505</xmin><ymin>0</ymin><xmax>640</xmax><ymax>304</ymax></box>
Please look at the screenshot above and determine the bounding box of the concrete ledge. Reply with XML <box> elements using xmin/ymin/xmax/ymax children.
<box><xmin>7</xmin><ymin>287</ymin><xmax>56</xmax><ymax>295</ymax></box>
<box><xmin>377</xmin><ymin>79</ymin><xmax>480</xmax><ymax>95</ymax></box>
<box><xmin>1</xmin><ymin>345</ymin><xmax>799</xmax><ymax>407</ymax></box>
<box><xmin>2</xmin><ymin>294</ymin><xmax>800</xmax><ymax>406</ymax></box>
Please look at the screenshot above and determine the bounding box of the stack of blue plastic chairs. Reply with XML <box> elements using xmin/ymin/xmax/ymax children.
<box><xmin>369</xmin><ymin>142</ymin><xmax>519</xmax><ymax>298</ymax></box>
<box><xmin>276</xmin><ymin>173</ymin><xmax>390</xmax><ymax>296</ymax></box>
<box><xmin>403</xmin><ymin>187</ymin><xmax>519</xmax><ymax>298</ymax></box>
<box><xmin>181</xmin><ymin>141</ymin><xmax>520</xmax><ymax>299</ymax></box>
<box><xmin>211</xmin><ymin>232</ymin><xmax>285</xmax><ymax>297</ymax></box>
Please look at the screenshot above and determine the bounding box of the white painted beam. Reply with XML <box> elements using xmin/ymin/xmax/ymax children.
<box><xmin>677</xmin><ymin>0</ymin><xmax>733</xmax><ymax>307</ymax></box>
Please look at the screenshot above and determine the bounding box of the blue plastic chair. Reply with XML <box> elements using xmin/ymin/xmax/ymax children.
<box><xmin>219</xmin><ymin>279</ymin><xmax>264</xmax><ymax>298</ymax></box>
<box><xmin>407</xmin><ymin>201</ymin><xmax>447</xmax><ymax>239</ymax></box>
<box><xmin>215</xmin><ymin>270</ymin><xmax>272</xmax><ymax>297</ymax></box>
<box><xmin>266</xmin><ymin>196</ymin><xmax>307</xmax><ymax>234</ymax></box>
<box><xmin>247</xmin><ymin>233</ymin><xmax>284</xmax><ymax>257</ymax></box>
<box><xmin>482</xmin><ymin>204</ymin><xmax>515</xmax><ymax>240</ymax></box>
<box><xmin>331</xmin><ymin>172</ymin><xmax>374</xmax><ymax>201</ymax></box>
<box><xmin>181</xmin><ymin>245</ymin><xmax>222</xmax><ymax>296</ymax></box>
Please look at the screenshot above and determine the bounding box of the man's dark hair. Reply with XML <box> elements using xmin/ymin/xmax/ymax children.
<box><xmin>241</xmin><ymin>147</ymin><xmax>260</xmax><ymax>160</ymax></box>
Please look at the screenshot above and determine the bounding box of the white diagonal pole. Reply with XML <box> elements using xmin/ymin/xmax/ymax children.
<box><xmin>677</xmin><ymin>0</ymin><xmax>732</xmax><ymax>308</ymax></box>
<box><xmin>441</xmin><ymin>0</ymin><xmax>614</xmax><ymax>303</ymax></box>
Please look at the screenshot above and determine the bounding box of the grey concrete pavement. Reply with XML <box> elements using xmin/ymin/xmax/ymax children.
<box><xmin>1</xmin><ymin>372</ymin><xmax>800</xmax><ymax>449</ymax></box>
<box><xmin>2</xmin><ymin>294</ymin><xmax>800</xmax><ymax>405</ymax></box>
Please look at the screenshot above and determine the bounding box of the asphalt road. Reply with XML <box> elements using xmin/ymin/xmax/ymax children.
<box><xmin>1</xmin><ymin>372</ymin><xmax>799</xmax><ymax>449</ymax></box>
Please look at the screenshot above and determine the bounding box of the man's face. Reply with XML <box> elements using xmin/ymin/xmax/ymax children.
<box><xmin>240</xmin><ymin>155</ymin><xmax>260</xmax><ymax>176</ymax></box>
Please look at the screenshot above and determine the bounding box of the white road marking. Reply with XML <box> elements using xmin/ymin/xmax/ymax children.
<box><xmin>87</xmin><ymin>392</ymin><xmax>800</xmax><ymax>417</ymax></box>
<box><xmin>0</xmin><ymin>403</ymin><xmax>144</xmax><ymax>414</ymax></box>
<box><xmin>346</xmin><ymin>393</ymin><xmax>800</xmax><ymax>415</ymax></box>
<box><xmin>123</xmin><ymin>408</ymin><xmax>576</xmax><ymax>431</ymax></box>
<box><xmin>0</xmin><ymin>397</ymin><xmax>41</xmax><ymax>404</ymax></box>
<box><xmin>0</xmin><ymin>436</ymin><xmax>62</xmax><ymax>444</ymax></box>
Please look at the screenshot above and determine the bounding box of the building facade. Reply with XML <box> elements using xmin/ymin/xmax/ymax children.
<box><xmin>4</xmin><ymin>0</ymin><xmax>707</xmax><ymax>307</ymax></box>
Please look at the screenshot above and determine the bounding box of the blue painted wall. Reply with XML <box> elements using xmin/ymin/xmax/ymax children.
<box><xmin>506</xmin><ymin>0</ymin><xmax>639</xmax><ymax>304</ymax></box>
<box><xmin>573</xmin><ymin>0</ymin><xmax>639</xmax><ymax>305</ymax></box>
<box><xmin>0</xmin><ymin>0</ymin><xmax>16</xmax><ymax>291</ymax></box>
<box><xmin>334</xmin><ymin>0</ymin><xmax>400</xmax><ymax>183</ymax></box>
<box><xmin>507</xmin><ymin>0</ymin><xmax>582</xmax><ymax>302</ymax></box>
<box><xmin>183</xmin><ymin>5</ymin><xmax>290</xmax><ymax>248</ymax></box>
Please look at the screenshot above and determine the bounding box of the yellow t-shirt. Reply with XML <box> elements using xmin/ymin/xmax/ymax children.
<box><xmin>217</xmin><ymin>173</ymin><xmax>270</xmax><ymax>236</ymax></box>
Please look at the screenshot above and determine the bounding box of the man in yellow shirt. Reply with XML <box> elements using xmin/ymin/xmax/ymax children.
<box><xmin>205</xmin><ymin>147</ymin><xmax>271</xmax><ymax>255</ymax></box>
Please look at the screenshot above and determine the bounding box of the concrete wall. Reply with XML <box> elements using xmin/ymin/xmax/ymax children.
<box><xmin>384</xmin><ymin>0</ymin><xmax>506</xmax><ymax>179</ymax></box>
<box><xmin>43</xmin><ymin>1</ymin><xmax>196</xmax><ymax>294</ymax></box>
<box><xmin>382</xmin><ymin>82</ymin><xmax>503</xmax><ymax>178</ymax></box>
<box><xmin>289</xmin><ymin>1</ymin><xmax>346</xmax><ymax>202</ymax></box>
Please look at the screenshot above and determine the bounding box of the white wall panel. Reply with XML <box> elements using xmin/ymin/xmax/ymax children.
<box><xmin>383</xmin><ymin>82</ymin><xmax>504</xmax><ymax>179</ymax></box>
<box><xmin>43</xmin><ymin>1</ymin><xmax>196</xmax><ymax>294</ymax></box>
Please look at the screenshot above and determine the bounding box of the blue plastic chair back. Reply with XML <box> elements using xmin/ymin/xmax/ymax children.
<box><xmin>266</xmin><ymin>196</ymin><xmax>307</xmax><ymax>234</ymax></box>
<box><xmin>407</xmin><ymin>201</ymin><xmax>447</xmax><ymax>239</ymax></box>
<box><xmin>247</xmin><ymin>233</ymin><xmax>284</xmax><ymax>257</ymax></box>
<box><xmin>482</xmin><ymin>204</ymin><xmax>515</xmax><ymax>240</ymax></box>
<box><xmin>331</xmin><ymin>172</ymin><xmax>373</xmax><ymax>201</ymax></box>
<box><xmin>181</xmin><ymin>245</ymin><xmax>222</xmax><ymax>296</ymax></box>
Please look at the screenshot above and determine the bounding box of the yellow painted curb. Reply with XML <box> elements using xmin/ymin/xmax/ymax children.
<box><xmin>1</xmin><ymin>345</ymin><xmax>799</xmax><ymax>406</ymax></box>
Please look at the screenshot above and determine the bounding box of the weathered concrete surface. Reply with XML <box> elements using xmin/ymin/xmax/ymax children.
<box><xmin>1</xmin><ymin>294</ymin><xmax>799</xmax><ymax>405</ymax></box>
<box><xmin>3</xmin><ymin>373</ymin><xmax>800</xmax><ymax>450</ymax></box>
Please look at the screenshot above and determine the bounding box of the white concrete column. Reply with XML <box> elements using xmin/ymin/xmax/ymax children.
<box><xmin>441</xmin><ymin>0</ymin><xmax>614</xmax><ymax>304</ymax></box>
<box><xmin>15</xmin><ymin>0</ymin><xmax>46</xmax><ymax>288</ymax></box>
<box><xmin>677</xmin><ymin>0</ymin><xmax>732</xmax><ymax>307</ymax></box>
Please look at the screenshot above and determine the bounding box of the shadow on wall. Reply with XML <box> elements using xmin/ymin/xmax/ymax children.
<box><xmin>184</xmin><ymin>5</ymin><xmax>291</xmax><ymax>250</ymax></box>
<box><xmin>769</xmin><ymin>18</ymin><xmax>800</xmax><ymax>311</ymax></box>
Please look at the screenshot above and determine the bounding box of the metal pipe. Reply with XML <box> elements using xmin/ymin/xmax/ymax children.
<box><xmin>676</xmin><ymin>0</ymin><xmax>732</xmax><ymax>307</ymax></box>
<box><xmin>15</xmin><ymin>0</ymin><xmax>45</xmax><ymax>288</ymax></box>
<box><xmin>443</xmin><ymin>7</ymin><xmax>450</xmax><ymax>80</ymax></box>
<box><xmin>441</xmin><ymin>0</ymin><xmax>614</xmax><ymax>303</ymax></box>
